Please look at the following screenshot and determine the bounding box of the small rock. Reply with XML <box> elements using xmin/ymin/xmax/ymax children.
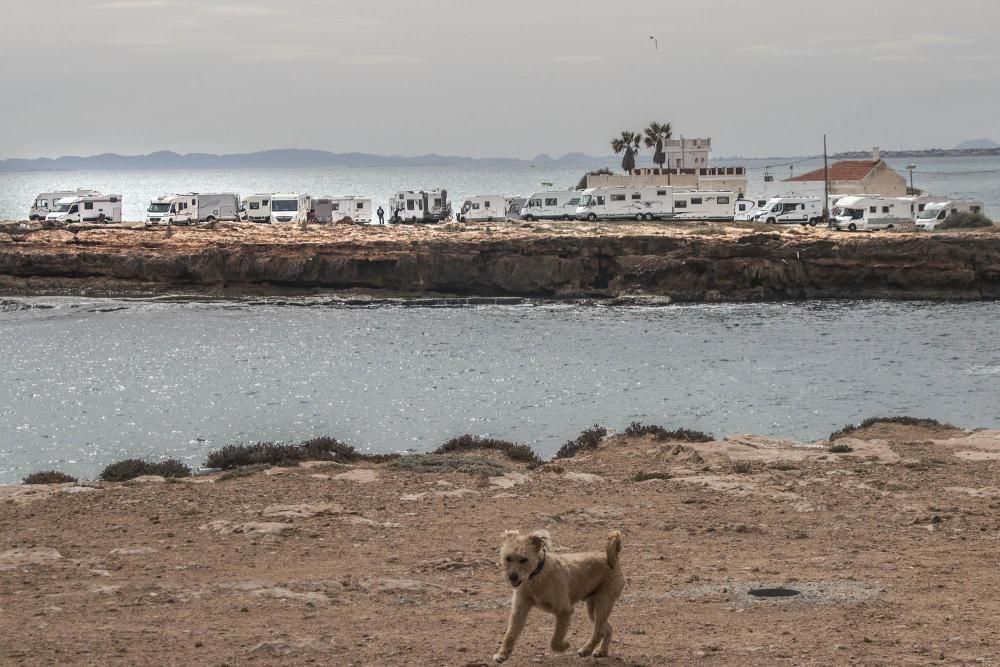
<box><xmin>335</xmin><ymin>469</ymin><xmax>379</xmax><ymax>484</ymax></box>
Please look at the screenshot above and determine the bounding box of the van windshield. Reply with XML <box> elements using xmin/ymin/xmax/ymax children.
<box><xmin>580</xmin><ymin>195</ymin><xmax>594</xmax><ymax>206</ymax></box>
<box><xmin>53</xmin><ymin>202</ymin><xmax>73</xmax><ymax>213</ymax></box>
<box><xmin>917</xmin><ymin>209</ymin><xmax>939</xmax><ymax>219</ymax></box>
<box><xmin>272</xmin><ymin>199</ymin><xmax>299</xmax><ymax>212</ymax></box>
<box><xmin>148</xmin><ymin>203</ymin><xmax>171</xmax><ymax>213</ymax></box>
<box><xmin>843</xmin><ymin>208</ymin><xmax>864</xmax><ymax>220</ymax></box>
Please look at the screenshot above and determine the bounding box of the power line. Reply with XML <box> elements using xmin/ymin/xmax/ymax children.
<box><xmin>742</xmin><ymin>156</ymin><xmax>824</xmax><ymax>171</ymax></box>
<box><xmin>911</xmin><ymin>168</ymin><xmax>1000</xmax><ymax>175</ymax></box>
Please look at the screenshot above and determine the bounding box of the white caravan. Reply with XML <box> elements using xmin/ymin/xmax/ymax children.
<box><xmin>829</xmin><ymin>196</ymin><xmax>909</xmax><ymax>231</ymax></box>
<box><xmin>755</xmin><ymin>197</ymin><xmax>824</xmax><ymax>225</ymax></box>
<box><xmin>459</xmin><ymin>195</ymin><xmax>511</xmax><ymax>222</ymax></box>
<box><xmin>520</xmin><ymin>191</ymin><xmax>582</xmax><ymax>221</ymax></box>
<box><xmin>575</xmin><ymin>186</ymin><xmax>673</xmax><ymax>221</ymax></box>
<box><xmin>915</xmin><ymin>200</ymin><xmax>986</xmax><ymax>230</ymax></box>
<box><xmin>241</xmin><ymin>194</ymin><xmax>272</xmax><ymax>223</ymax></box>
<box><xmin>146</xmin><ymin>193</ymin><xmax>240</xmax><ymax>225</ymax></box>
<box><xmin>672</xmin><ymin>191</ymin><xmax>735</xmax><ymax>221</ymax></box>
<box><xmin>734</xmin><ymin>198</ymin><xmax>767</xmax><ymax>221</ymax></box>
<box><xmin>389</xmin><ymin>190</ymin><xmax>451</xmax><ymax>223</ymax></box>
<box><xmin>270</xmin><ymin>193</ymin><xmax>312</xmax><ymax>224</ymax></box>
<box><xmin>45</xmin><ymin>194</ymin><xmax>122</xmax><ymax>224</ymax></box>
<box><xmin>329</xmin><ymin>197</ymin><xmax>372</xmax><ymax>223</ymax></box>
<box><xmin>30</xmin><ymin>190</ymin><xmax>99</xmax><ymax>220</ymax></box>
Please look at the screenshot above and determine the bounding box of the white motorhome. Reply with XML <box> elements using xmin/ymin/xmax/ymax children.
<box><xmin>329</xmin><ymin>197</ymin><xmax>373</xmax><ymax>223</ymax></box>
<box><xmin>30</xmin><ymin>190</ymin><xmax>99</xmax><ymax>220</ymax></box>
<box><xmin>146</xmin><ymin>193</ymin><xmax>240</xmax><ymax>225</ymax></box>
<box><xmin>241</xmin><ymin>194</ymin><xmax>272</xmax><ymax>223</ymax></box>
<box><xmin>575</xmin><ymin>186</ymin><xmax>673</xmax><ymax>221</ymax></box>
<box><xmin>896</xmin><ymin>195</ymin><xmax>939</xmax><ymax>219</ymax></box>
<box><xmin>829</xmin><ymin>196</ymin><xmax>909</xmax><ymax>231</ymax></box>
<box><xmin>459</xmin><ymin>195</ymin><xmax>511</xmax><ymax>222</ymax></box>
<box><xmin>389</xmin><ymin>190</ymin><xmax>451</xmax><ymax>223</ymax></box>
<box><xmin>45</xmin><ymin>194</ymin><xmax>122</xmax><ymax>224</ymax></box>
<box><xmin>915</xmin><ymin>200</ymin><xmax>986</xmax><ymax>230</ymax></box>
<box><xmin>520</xmin><ymin>191</ymin><xmax>582</xmax><ymax>221</ymax></box>
<box><xmin>672</xmin><ymin>191</ymin><xmax>735</xmax><ymax>221</ymax></box>
<box><xmin>270</xmin><ymin>193</ymin><xmax>312</xmax><ymax>224</ymax></box>
<box><xmin>755</xmin><ymin>197</ymin><xmax>824</xmax><ymax>225</ymax></box>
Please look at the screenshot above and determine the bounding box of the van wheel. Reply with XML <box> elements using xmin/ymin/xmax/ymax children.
<box><xmin>809</xmin><ymin>218</ymin><xmax>818</xmax><ymax>226</ymax></box>
<box><xmin>887</xmin><ymin>224</ymin><xmax>894</xmax><ymax>230</ymax></box>
<box><xmin>587</xmin><ymin>213</ymin><xmax>597</xmax><ymax>222</ymax></box>
<box><xmin>767</xmin><ymin>217</ymin><xmax>777</xmax><ymax>224</ymax></box>
<box><xmin>524</xmin><ymin>214</ymin><xmax>534</xmax><ymax>221</ymax></box>
<box><xmin>635</xmin><ymin>214</ymin><xmax>644</xmax><ymax>221</ymax></box>
<box><xmin>206</xmin><ymin>216</ymin><xmax>216</xmax><ymax>222</ymax></box>
<box><xmin>562</xmin><ymin>215</ymin><xmax>571</xmax><ymax>221</ymax></box>
<box><xmin>848</xmin><ymin>223</ymin><xmax>857</xmax><ymax>232</ymax></box>
<box><xmin>644</xmin><ymin>213</ymin><xmax>654</xmax><ymax>221</ymax></box>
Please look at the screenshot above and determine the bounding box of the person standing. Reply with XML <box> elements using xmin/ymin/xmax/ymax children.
<box><xmin>376</xmin><ymin>205</ymin><xmax>385</xmax><ymax>225</ymax></box>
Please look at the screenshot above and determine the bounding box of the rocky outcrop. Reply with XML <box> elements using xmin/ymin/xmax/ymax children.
<box><xmin>0</xmin><ymin>223</ymin><xmax>997</xmax><ymax>301</ymax></box>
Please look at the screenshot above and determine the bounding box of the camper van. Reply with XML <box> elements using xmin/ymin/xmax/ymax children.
<box><xmin>329</xmin><ymin>197</ymin><xmax>372</xmax><ymax>223</ymax></box>
<box><xmin>146</xmin><ymin>193</ymin><xmax>239</xmax><ymax>225</ymax></box>
<box><xmin>241</xmin><ymin>194</ymin><xmax>272</xmax><ymax>223</ymax></box>
<box><xmin>459</xmin><ymin>195</ymin><xmax>511</xmax><ymax>222</ymax></box>
<box><xmin>755</xmin><ymin>197</ymin><xmax>824</xmax><ymax>225</ymax></box>
<box><xmin>270</xmin><ymin>193</ymin><xmax>312</xmax><ymax>224</ymax></box>
<box><xmin>389</xmin><ymin>190</ymin><xmax>451</xmax><ymax>223</ymax></box>
<box><xmin>30</xmin><ymin>190</ymin><xmax>99</xmax><ymax>220</ymax></box>
<box><xmin>672</xmin><ymin>191</ymin><xmax>735</xmax><ymax>221</ymax></box>
<box><xmin>829</xmin><ymin>196</ymin><xmax>909</xmax><ymax>231</ymax></box>
<box><xmin>520</xmin><ymin>191</ymin><xmax>581</xmax><ymax>221</ymax></box>
<box><xmin>45</xmin><ymin>194</ymin><xmax>122</xmax><ymax>224</ymax></box>
<box><xmin>575</xmin><ymin>187</ymin><xmax>673</xmax><ymax>221</ymax></box>
<box><xmin>915</xmin><ymin>200</ymin><xmax>985</xmax><ymax>230</ymax></box>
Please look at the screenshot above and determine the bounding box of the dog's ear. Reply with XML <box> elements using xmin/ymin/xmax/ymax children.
<box><xmin>527</xmin><ymin>530</ymin><xmax>550</xmax><ymax>551</ymax></box>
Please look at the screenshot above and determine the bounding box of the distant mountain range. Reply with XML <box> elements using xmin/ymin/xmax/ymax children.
<box><xmin>0</xmin><ymin>149</ymin><xmax>615</xmax><ymax>172</ymax></box>
<box><xmin>954</xmin><ymin>138</ymin><xmax>1000</xmax><ymax>150</ymax></box>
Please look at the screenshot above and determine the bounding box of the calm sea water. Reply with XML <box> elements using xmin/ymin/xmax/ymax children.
<box><xmin>1</xmin><ymin>156</ymin><xmax>999</xmax><ymax>221</ymax></box>
<box><xmin>1</xmin><ymin>297</ymin><xmax>998</xmax><ymax>483</ymax></box>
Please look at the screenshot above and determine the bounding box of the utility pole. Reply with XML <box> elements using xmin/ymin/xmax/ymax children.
<box><xmin>823</xmin><ymin>134</ymin><xmax>830</xmax><ymax>223</ymax></box>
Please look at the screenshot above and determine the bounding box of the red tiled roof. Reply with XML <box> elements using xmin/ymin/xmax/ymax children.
<box><xmin>786</xmin><ymin>160</ymin><xmax>878</xmax><ymax>182</ymax></box>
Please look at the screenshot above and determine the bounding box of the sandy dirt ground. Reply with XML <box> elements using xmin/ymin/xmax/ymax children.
<box><xmin>3</xmin><ymin>421</ymin><xmax>1000</xmax><ymax>666</ymax></box>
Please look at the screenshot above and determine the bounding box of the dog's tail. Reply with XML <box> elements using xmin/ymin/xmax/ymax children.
<box><xmin>606</xmin><ymin>530</ymin><xmax>622</xmax><ymax>569</ymax></box>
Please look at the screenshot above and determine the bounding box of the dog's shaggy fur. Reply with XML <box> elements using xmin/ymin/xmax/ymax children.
<box><xmin>493</xmin><ymin>529</ymin><xmax>624</xmax><ymax>663</ymax></box>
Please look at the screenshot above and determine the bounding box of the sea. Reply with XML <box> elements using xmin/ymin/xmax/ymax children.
<box><xmin>0</xmin><ymin>298</ymin><xmax>998</xmax><ymax>484</ymax></box>
<box><xmin>1</xmin><ymin>157</ymin><xmax>999</xmax><ymax>483</ymax></box>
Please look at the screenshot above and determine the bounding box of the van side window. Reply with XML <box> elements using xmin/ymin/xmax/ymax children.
<box><xmin>544</xmin><ymin>198</ymin><xmax>557</xmax><ymax>206</ymax></box>
<box><xmin>407</xmin><ymin>200</ymin><xmax>415</xmax><ymax>210</ymax></box>
<box><xmin>357</xmin><ymin>202</ymin><xmax>364</xmax><ymax>210</ymax></box>
<box><xmin>657</xmin><ymin>190</ymin><xmax>667</xmax><ymax>196</ymax></box>
<box><xmin>631</xmin><ymin>193</ymin><xmax>641</xmax><ymax>200</ymax></box>
<box><xmin>472</xmin><ymin>203</ymin><xmax>480</xmax><ymax>209</ymax></box>
<box><xmin>484</xmin><ymin>201</ymin><xmax>490</xmax><ymax>208</ymax></box>
<box><xmin>691</xmin><ymin>197</ymin><xmax>703</xmax><ymax>205</ymax></box>
<box><xmin>870</xmin><ymin>206</ymin><xmax>877</xmax><ymax>213</ymax></box>
<box><xmin>610</xmin><ymin>194</ymin><xmax>626</xmax><ymax>202</ymax></box>
<box><xmin>250</xmin><ymin>202</ymin><xmax>260</xmax><ymax>210</ymax></box>
<box><xmin>262</xmin><ymin>200</ymin><xmax>269</xmax><ymax>206</ymax></box>
<box><xmin>718</xmin><ymin>196</ymin><xmax>730</xmax><ymax>204</ymax></box>
<box><xmin>675</xmin><ymin>200</ymin><xmax>688</xmax><ymax>208</ymax></box>
<box><xmin>596</xmin><ymin>196</ymin><xmax>605</xmax><ymax>205</ymax></box>
<box><xmin>972</xmin><ymin>206</ymin><xmax>981</xmax><ymax>213</ymax></box>
<box><xmin>85</xmin><ymin>202</ymin><xmax>94</xmax><ymax>210</ymax></box>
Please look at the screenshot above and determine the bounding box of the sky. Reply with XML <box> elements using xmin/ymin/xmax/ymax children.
<box><xmin>3</xmin><ymin>0</ymin><xmax>1000</xmax><ymax>160</ymax></box>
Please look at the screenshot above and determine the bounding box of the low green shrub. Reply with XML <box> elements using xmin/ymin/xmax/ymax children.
<box><xmin>99</xmin><ymin>458</ymin><xmax>191</xmax><ymax>482</ymax></box>
<box><xmin>300</xmin><ymin>436</ymin><xmax>358</xmax><ymax>461</ymax></box>
<box><xmin>434</xmin><ymin>435</ymin><xmax>542</xmax><ymax>466</ymax></box>
<box><xmin>554</xmin><ymin>425</ymin><xmax>608</xmax><ymax>460</ymax></box>
<box><xmin>829</xmin><ymin>416</ymin><xmax>952</xmax><ymax>441</ymax></box>
<box><xmin>936</xmin><ymin>212</ymin><xmax>993</xmax><ymax>230</ymax></box>
<box><xmin>22</xmin><ymin>471</ymin><xmax>78</xmax><ymax>485</ymax></box>
<box><xmin>204</xmin><ymin>442</ymin><xmax>303</xmax><ymax>470</ymax></box>
<box><xmin>728</xmin><ymin>460</ymin><xmax>757</xmax><ymax>475</ymax></box>
<box><xmin>623</xmin><ymin>422</ymin><xmax>714</xmax><ymax>443</ymax></box>
<box><xmin>828</xmin><ymin>443</ymin><xmax>854</xmax><ymax>454</ymax></box>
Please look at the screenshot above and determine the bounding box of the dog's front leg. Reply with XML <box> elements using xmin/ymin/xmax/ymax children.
<box><xmin>494</xmin><ymin>596</ymin><xmax>531</xmax><ymax>663</ymax></box>
<box><xmin>550</xmin><ymin>608</ymin><xmax>573</xmax><ymax>653</ymax></box>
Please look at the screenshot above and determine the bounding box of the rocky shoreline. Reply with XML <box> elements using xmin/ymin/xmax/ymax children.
<box><xmin>1</xmin><ymin>221</ymin><xmax>998</xmax><ymax>301</ymax></box>
<box><xmin>3</xmin><ymin>418</ymin><xmax>1000</xmax><ymax>665</ymax></box>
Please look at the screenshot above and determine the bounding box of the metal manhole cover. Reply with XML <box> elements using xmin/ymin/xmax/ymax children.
<box><xmin>748</xmin><ymin>588</ymin><xmax>800</xmax><ymax>598</ymax></box>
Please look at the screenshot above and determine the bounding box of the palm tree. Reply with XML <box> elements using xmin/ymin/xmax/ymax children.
<box><xmin>610</xmin><ymin>131</ymin><xmax>641</xmax><ymax>174</ymax></box>
<box><xmin>643</xmin><ymin>122</ymin><xmax>673</xmax><ymax>174</ymax></box>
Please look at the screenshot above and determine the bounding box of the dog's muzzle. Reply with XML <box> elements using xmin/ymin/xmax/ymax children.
<box><xmin>509</xmin><ymin>574</ymin><xmax>521</xmax><ymax>587</ymax></box>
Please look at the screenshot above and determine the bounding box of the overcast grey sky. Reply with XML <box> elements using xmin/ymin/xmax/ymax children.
<box><xmin>3</xmin><ymin>0</ymin><xmax>999</xmax><ymax>159</ymax></box>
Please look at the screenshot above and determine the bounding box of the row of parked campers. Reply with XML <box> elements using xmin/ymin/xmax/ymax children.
<box><xmin>740</xmin><ymin>195</ymin><xmax>985</xmax><ymax>231</ymax></box>
<box><xmin>30</xmin><ymin>191</ymin><xmax>123</xmax><ymax>223</ymax></box>
<box><xmin>458</xmin><ymin>188</ymin><xmax>740</xmax><ymax>223</ymax></box>
<box><xmin>146</xmin><ymin>193</ymin><xmax>374</xmax><ymax>225</ymax></box>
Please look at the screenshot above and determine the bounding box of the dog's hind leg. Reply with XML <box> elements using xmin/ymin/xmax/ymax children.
<box><xmin>578</xmin><ymin>594</ymin><xmax>615</xmax><ymax>657</ymax></box>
